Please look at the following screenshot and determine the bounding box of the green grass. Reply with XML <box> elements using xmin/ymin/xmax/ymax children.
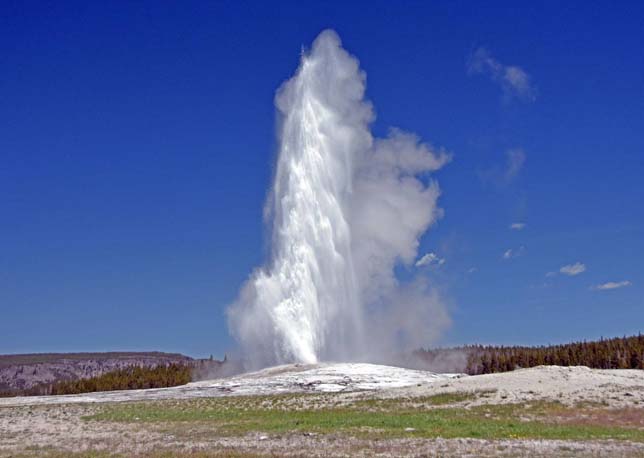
<box><xmin>355</xmin><ymin>389</ymin><xmax>498</xmax><ymax>409</ymax></box>
<box><xmin>84</xmin><ymin>394</ymin><xmax>644</xmax><ymax>442</ymax></box>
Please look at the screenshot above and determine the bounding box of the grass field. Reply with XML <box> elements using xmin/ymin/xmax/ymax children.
<box><xmin>83</xmin><ymin>393</ymin><xmax>644</xmax><ymax>442</ymax></box>
<box><xmin>2</xmin><ymin>390</ymin><xmax>644</xmax><ymax>458</ymax></box>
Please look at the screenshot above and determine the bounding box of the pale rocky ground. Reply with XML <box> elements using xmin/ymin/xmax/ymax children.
<box><xmin>382</xmin><ymin>365</ymin><xmax>644</xmax><ymax>408</ymax></box>
<box><xmin>1</xmin><ymin>363</ymin><xmax>643</xmax><ymax>457</ymax></box>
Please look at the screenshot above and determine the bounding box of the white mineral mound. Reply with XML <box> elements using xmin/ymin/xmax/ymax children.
<box><xmin>0</xmin><ymin>363</ymin><xmax>459</xmax><ymax>406</ymax></box>
<box><xmin>197</xmin><ymin>363</ymin><xmax>462</xmax><ymax>395</ymax></box>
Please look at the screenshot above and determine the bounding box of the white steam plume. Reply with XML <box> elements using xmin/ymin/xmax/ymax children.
<box><xmin>227</xmin><ymin>30</ymin><xmax>450</xmax><ymax>369</ymax></box>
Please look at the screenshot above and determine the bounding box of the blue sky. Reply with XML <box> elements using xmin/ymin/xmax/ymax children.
<box><xmin>2</xmin><ymin>1</ymin><xmax>643</xmax><ymax>358</ymax></box>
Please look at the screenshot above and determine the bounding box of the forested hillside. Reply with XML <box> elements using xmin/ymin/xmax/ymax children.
<box><xmin>50</xmin><ymin>363</ymin><xmax>192</xmax><ymax>395</ymax></box>
<box><xmin>416</xmin><ymin>334</ymin><xmax>644</xmax><ymax>375</ymax></box>
<box><xmin>0</xmin><ymin>352</ymin><xmax>231</xmax><ymax>397</ymax></box>
<box><xmin>0</xmin><ymin>352</ymin><xmax>193</xmax><ymax>393</ymax></box>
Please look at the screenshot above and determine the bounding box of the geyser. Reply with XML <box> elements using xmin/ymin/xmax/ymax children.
<box><xmin>228</xmin><ymin>30</ymin><xmax>450</xmax><ymax>369</ymax></box>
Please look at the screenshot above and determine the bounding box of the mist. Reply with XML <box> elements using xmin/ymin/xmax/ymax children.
<box><xmin>227</xmin><ymin>30</ymin><xmax>450</xmax><ymax>369</ymax></box>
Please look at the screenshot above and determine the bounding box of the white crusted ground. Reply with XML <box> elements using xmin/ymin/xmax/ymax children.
<box><xmin>387</xmin><ymin>365</ymin><xmax>644</xmax><ymax>408</ymax></box>
<box><xmin>2</xmin><ymin>363</ymin><xmax>642</xmax><ymax>409</ymax></box>
<box><xmin>0</xmin><ymin>362</ymin><xmax>461</xmax><ymax>406</ymax></box>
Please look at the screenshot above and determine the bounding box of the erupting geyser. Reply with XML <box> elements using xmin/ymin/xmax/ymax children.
<box><xmin>228</xmin><ymin>30</ymin><xmax>451</xmax><ymax>369</ymax></box>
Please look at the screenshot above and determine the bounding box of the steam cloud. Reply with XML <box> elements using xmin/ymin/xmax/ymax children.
<box><xmin>227</xmin><ymin>30</ymin><xmax>450</xmax><ymax>369</ymax></box>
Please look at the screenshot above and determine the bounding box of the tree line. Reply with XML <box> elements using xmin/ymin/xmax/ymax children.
<box><xmin>50</xmin><ymin>363</ymin><xmax>192</xmax><ymax>395</ymax></box>
<box><xmin>468</xmin><ymin>334</ymin><xmax>644</xmax><ymax>374</ymax></box>
<box><xmin>415</xmin><ymin>334</ymin><xmax>644</xmax><ymax>375</ymax></box>
<box><xmin>1</xmin><ymin>363</ymin><xmax>192</xmax><ymax>397</ymax></box>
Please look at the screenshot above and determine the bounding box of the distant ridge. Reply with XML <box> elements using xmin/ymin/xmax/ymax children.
<box><xmin>0</xmin><ymin>351</ymin><xmax>194</xmax><ymax>393</ymax></box>
<box><xmin>0</xmin><ymin>351</ymin><xmax>192</xmax><ymax>368</ymax></box>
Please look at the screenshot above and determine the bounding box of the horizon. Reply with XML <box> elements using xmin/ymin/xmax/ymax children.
<box><xmin>2</xmin><ymin>1</ymin><xmax>643</xmax><ymax>360</ymax></box>
<box><xmin>4</xmin><ymin>331</ymin><xmax>644</xmax><ymax>360</ymax></box>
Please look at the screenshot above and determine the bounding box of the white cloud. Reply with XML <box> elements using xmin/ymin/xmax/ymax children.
<box><xmin>502</xmin><ymin>246</ymin><xmax>525</xmax><ymax>260</ymax></box>
<box><xmin>592</xmin><ymin>280</ymin><xmax>632</xmax><ymax>291</ymax></box>
<box><xmin>415</xmin><ymin>252</ymin><xmax>445</xmax><ymax>267</ymax></box>
<box><xmin>468</xmin><ymin>47</ymin><xmax>536</xmax><ymax>102</ymax></box>
<box><xmin>545</xmin><ymin>271</ymin><xmax>557</xmax><ymax>278</ymax></box>
<box><xmin>559</xmin><ymin>262</ymin><xmax>586</xmax><ymax>276</ymax></box>
<box><xmin>510</xmin><ymin>222</ymin><xmax>526</xmax><ymax>230</ymax></box>
<box><xmin>467</xmin><ymin>267</ymin><xmax>477</xmax><ymax>274</ymax></box>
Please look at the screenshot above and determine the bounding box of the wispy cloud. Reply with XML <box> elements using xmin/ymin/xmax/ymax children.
<box><xmin>591</xmin><ymin>280</ymin><xmax>632</xmax><ymax>291</ymax></box>
<box><xmin>480</xmin><ymin>148</ymin><xmax>527</xmax><ymax>186</ymax></box>
<box><xmin>546</xmin><ymin>262</ymin><xmax>587</xmax><ymax>278</ymax></box>
<box><xmin>502</xmin><ymin>246</ymin><xmax>525</xmax><ymax>260</ymax></box>
<box><xmin>510</xmin><ymin>222</ymin><xmax>526</xmax><ymax>230</ymax></box>
<box><xmin>504</xmin><ymin>149</ymin><xmax>526</xmax><ymax>181</ymax></box>
<box><xmin>467</xmin><ymin>267</ymin><xmax>478</xmax><ymax>274</ymax></box>
<box><xmin>415</xmin><ymin>252</ymin><xmax>445</xmax><ymax>268</ymax></box>
<box><xmin>560</xmin><ymin>262</ymin><xmax>586</xmax><ymax>276</ymax></box>
<box><xmin>468</xmin><ymin>47</ymin><xmax>536</xmax><ymax>102</ymax></box>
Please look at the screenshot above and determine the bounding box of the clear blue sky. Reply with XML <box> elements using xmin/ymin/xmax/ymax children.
<box><xmin>2</xmin><ymin>1</ymin><xmax>643</xmax><ymax>358</ymax></box>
